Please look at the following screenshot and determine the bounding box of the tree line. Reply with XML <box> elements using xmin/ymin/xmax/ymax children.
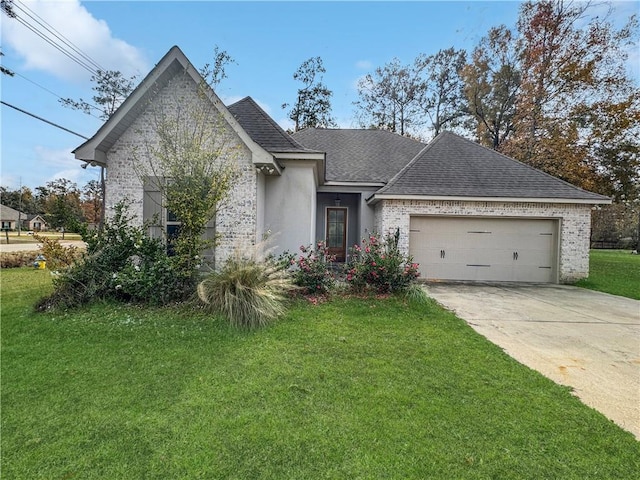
<box><xmin>1</xmin><ymin>178</ymin><xmax>102</xmax><ymax>231</ymax></box>
<box><xmin>283</xmin><ymin>1</ymin><xmax>638</xmax><ymax>246</ymax></box>
<box><xmin>2</xmin><ymin>0</ymin><xmax>637</xmax><ymax>245</ymax></box>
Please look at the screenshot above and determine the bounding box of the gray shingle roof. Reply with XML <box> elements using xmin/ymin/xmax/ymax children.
<box><xmin>0</xmin><ymin>204</ymin><xmax>26</xmax><ymax>221</ymax></box>
<box><xmin>227</xmin><ymin>97</ymin><xmax>315</xmax><ymax>153</ymax></box>
<box><xmin>293</xmin><ymin>128</ymin><xmax>426</xmax><ymax>182</ymax></box>
<box><xmin>378</xmin><ymin>131</ymin><xmax>610</xmax><ymax>201</ymax></box>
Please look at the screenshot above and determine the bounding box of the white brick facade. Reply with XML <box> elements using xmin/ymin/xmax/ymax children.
<box><xmin>104</xmin><ymin>73</ymin><xmax>259</xmax><ymax>267</ymax></box>
<box><xmin>375</xmin><ymin>199</ymin><xmax>592</xmax><ymax>283</ymax></box>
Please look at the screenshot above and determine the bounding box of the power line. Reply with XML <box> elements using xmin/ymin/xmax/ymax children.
<box><xmin>5</xmin><ymin>66</ymin><xmax>104</xmax><ymax>119</ymax></box>
<box><xmin>14</xmin><ymin>0</ymin><xmax>104</xmax><ymax>72</ymax></box>
<box><xmin>1</xmin><ymin>100</ymin><xmax>89</xmax><ymax>139</ymax></box>
<box><xmin>9</xmin><ymin>0</ymin><xmax>105</xmax><ymax>76</ymax></box>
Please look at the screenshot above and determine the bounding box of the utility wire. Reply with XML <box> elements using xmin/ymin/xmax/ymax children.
<box><xmin>10</xmin><ymin>0</ymin><xmax>104</xmax><ymax>76</ymax></box>
<box><xmin>6</xmin><ymin>67</ymin><xmax>105</xmax><ymax>119</ymax></box>
<box><xmin>14</xmin><ymin>0</ymin><xmax>104</xmax><ymax>72</ymax></box>
<box><xmin>1</xmin><ymin>100</ymin><xmax>89</xmax><ymax>139</ymax></box>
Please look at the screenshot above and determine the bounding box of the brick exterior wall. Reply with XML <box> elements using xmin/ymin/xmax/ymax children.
<box><xmin>104</xmin><ymin>73</ymin><xmax>258</xmax><ymax>267</ymax></box>
<box><xmin>375</xmin><ymin>199</ymin><xmax>592</xmax><ymax>283</ymax></box>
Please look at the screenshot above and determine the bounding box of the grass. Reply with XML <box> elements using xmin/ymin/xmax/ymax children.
<box><xmin>576</xmin><ymin>250</ymin><xmax>640</xmax><ymax>300</ymax></box>
<box><xmin>0</xmin><ymin>231</ymin><xmax>82</xmax><ymax>244</ymax></box>
<box><xmin>2</xmin><ymin>268</ymin><xmax>639</xmax><ymax>479</ymax></box>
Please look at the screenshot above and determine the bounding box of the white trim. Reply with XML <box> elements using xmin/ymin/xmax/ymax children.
<box><xmin>74</xmin><ymin>46</ymin><xmax>277</xmax><ymax>170</ymax></box>
<box><xmin>273</xmin><ymin>152</ymin><xmax>325</xmax><ymax>160</ymax></box>
<box><xmin>369</xmin><ymin>194</ymin><xmax>611</xmax><ymax>205</ymax></box>
<box><xmin>323</xmin><ymin>181</ymin><xmax>386</xmax><ymax>187</ymax></box>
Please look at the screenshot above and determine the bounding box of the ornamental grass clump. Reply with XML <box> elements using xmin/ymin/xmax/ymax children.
<box><xmin>197</xmin><ymin>255</ymin><xmax>294</xmax><ymax>329</ymax></box>
<box><xmin>345</xmin><ymin>230</ymin><xmax>420</xmax><ymax>294</ymax></box>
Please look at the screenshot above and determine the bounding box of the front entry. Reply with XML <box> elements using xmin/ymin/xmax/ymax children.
<box><xmin>326</xmin><ymin>207</ymin><xmax>347</xmax><ymax>262</ymax></box>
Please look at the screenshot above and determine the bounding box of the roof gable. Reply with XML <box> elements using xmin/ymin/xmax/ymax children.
<box><xmin>74</xmin><ymin>46</ymin><xmax>273</xmax><ymax>166</ymax></box>
<box><xmin>293</xmin><ymin>128</ymin><xmax>425</xmax><ymax>183</ymax></box>
<box><xmin>376</xmin><ymin>131</ymin><xmax>610</xmax><ymax>203</ymax></box>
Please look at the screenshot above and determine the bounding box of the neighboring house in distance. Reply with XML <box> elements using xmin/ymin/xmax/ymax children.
<box><xmin>74</xmin><ymin>46</ymin><xmax>610</xmax><ymax>284</ymax></box>
<box><xmin>0</xmin><ymin>204</ymin><xmax>27</xmax><ymax>230</ymax></box>
<box><xmin>23</xmin><ymin>214</ymin><xmax>48</xmax><ymax>232</ymax></box>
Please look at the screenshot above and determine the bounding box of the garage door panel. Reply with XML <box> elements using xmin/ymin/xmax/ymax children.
<box><xmin>410</xmin><ymin>217</ymin><xmax>557</xmax><ymax>283</ymax></box>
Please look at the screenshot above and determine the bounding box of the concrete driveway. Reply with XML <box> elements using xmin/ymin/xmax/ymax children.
<box><xmin>425</xmin><ymin>283</ymin><xmax>640</xmax><ymax>439</ymax></box>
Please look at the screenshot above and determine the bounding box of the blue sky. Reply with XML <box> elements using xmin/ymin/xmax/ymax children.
<box><xmin>1</xmin><ymin>0</ymin><xmax>638</xmax><ymax>191</ymax></box>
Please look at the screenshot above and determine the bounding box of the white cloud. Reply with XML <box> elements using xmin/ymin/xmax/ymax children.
<box><xmin>1</xmin><ymin>0</ymin><xmax>148</xmax><ymax>82</ymax></box>
<box><xmin>35</xmin><ymin>146</ymin><xmax>96</xmax><ymax>186</ymax></box>
<box><xmin>355</xmin><ymin>60</ymin><xmax>372</xmax><ymax>70</ymax></box>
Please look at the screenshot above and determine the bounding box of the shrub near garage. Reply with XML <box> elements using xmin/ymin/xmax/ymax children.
<box><xmin>346</xmin><ymin>230</ymin><xmax>419</xmax><ymax>294</ymax></box>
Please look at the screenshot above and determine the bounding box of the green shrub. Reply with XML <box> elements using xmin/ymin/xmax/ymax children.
<box><xmin>197</xmin><ymin>255</ymin><xmax>293</xmax><ymax>329</ymax></box>
<box><xmin>33</xmin><ymin>234</ymin><xmax>81</xmax><ymax>270</ymax></box>
<box><xmin>36</xmin><ymin>202</ymin><xmax>188</xmax><ymax>311</ymax></box>
<box><xmin>345</xmin><ymin>230</ymin><xmax>419</xmax><ymax>294</ymax></box>
<box><xmin>289</xmin><ymin>242</ymin><xmax>336</xmax><ymax>294</ymax></box>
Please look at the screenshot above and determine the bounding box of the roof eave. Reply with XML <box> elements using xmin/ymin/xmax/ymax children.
<box><xmin>367</xmin><ymin>194</ymin><xmax>612</xmax><ymax>206</ymax></box>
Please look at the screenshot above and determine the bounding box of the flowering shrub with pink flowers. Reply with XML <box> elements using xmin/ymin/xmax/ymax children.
<box><xmin>345</xmin><ymin>230</ymin><xmax>419</xmax><ymax>294</ymax></box>
<box><xmin>290</xmin><ymin>241</ymin><xmax>336</xmax><ymax>294</ymax></box>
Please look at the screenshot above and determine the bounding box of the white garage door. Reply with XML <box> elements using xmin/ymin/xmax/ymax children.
<box><xmin>409</xmin><ymin>217</ymin><xmax>558</xmax><ymax>283</ymax></box>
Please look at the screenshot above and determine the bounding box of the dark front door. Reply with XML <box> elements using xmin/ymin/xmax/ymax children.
<box><xmin>326</xmin><ymin>207</ymin><xmax>347</xmax><ymax>262</ymax></box>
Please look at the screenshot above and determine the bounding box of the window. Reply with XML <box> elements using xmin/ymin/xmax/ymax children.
<box><xmin>142</xmin><ymin>176</ymin><xmax>215</xmax><ymax>262</ymax></box>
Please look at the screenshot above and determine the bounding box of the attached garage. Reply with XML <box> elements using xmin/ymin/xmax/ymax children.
<box><xmin>409</xmin><ymin>216</ymin><xmax>558</xmax><ymax>283</ymax></box>
<box><xmin>369</xmin><ymin>132</ymin><xmax>611</xmax><ymax>284</ymax></box>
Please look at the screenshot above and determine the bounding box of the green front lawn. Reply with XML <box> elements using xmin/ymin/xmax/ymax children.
<box><xmin>577</xmin><ymin>250</ymin><xmax>640</xmax><ymax>300</ymax></box>
<box><xmin>2</xmin><ymin>268</ymin><xmax>638</xmax><ymax>479</ymax></box>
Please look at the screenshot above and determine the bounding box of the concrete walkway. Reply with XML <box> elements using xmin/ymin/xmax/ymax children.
<box><xmin>425</xmin><ymin>283</ymin><xmax>640</xmax><ymax>440</ymax></box>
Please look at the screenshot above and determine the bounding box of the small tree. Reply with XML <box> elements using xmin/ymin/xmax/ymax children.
<box><xmin>134</xmin><ymin>49</ymin><xmax>240</xmax><ymax>284</ymax></box>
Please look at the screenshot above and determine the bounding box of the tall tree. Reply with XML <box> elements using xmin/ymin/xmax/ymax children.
<box><xmin>461</xmin><ymin>25</ymin><xmax>521</xmax><ymax>149</ymax></box>
<box><xmin>60</xmin><ymin>70</ymin><xmax>137</xmax><ymax>120</ymax></box>
<box><xmin>81</xmin><ymin>179</ymin><xmax>103</xmax><ymax>226</ymax></box>
<box><xmin>502</xmin><ymin>0</ymin><xmax>638</xmax><ymax>191</ymax></box>
<box><xmin>40</xmin><ymin>179</ymin><xmax>83</xmax><ymax>235</ymax></box>
<box><xmin>0</xmin><ymin>186</ymin><xmax>36</xmax><ymax>214</ymax></box>
<box><xmin>283</xmin><ymin>57</ymin><xmax>336</xmax><ymax>131</ymax></box>
<box><xmin>417</xmin><ymin>48</ymin><xmax>468</xmax><ymax>137</ymax></box>
<box><xmin>354</xmin><ymin>57</ymin><xmax>426</xmax><ymax>137</ymax></box>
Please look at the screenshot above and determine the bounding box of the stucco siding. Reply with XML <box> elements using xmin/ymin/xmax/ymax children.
<box><xmin>264</xmin><ymin>162</ymin><xmax>317</xmax><ymax>254</ymax></box>
<box><xmin>375</xmin><ymin>199</ymin><xmax>593</xmax><ymax>283</ymax></box>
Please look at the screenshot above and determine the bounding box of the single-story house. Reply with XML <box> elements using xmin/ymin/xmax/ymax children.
<box><xmin>74</xmin><ymin>46</ymin><xmax>610</xmax><ymax>283</ymax></box>
<box><xmin>0</xmin><ymin>204</ymin><xmax>27</xmax><ymax>230</ymax></box>
<box><xmin>23</xmin><ymin>214</ymin><xmax>48</xmax><ymax>232</ymax></box>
